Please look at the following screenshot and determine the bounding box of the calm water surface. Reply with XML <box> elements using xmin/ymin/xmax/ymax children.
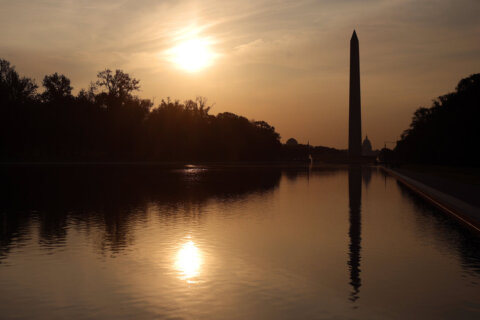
<box><xmin>0</xmin><ymin>165</ymin><xmax>479</xmax><ymax>319</ymax></box>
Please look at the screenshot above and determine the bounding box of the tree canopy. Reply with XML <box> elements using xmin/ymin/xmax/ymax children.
<box><xmin>395</xmin><ymin>73</ymin><xmax>480</xmax><ymax>166</ymax></box>
<box><xmin>0</xmin><ymin>58</ymin><xmax>281</xmax><ymax>162</ymax></box>
<box><xmin>42</xmin><ymin>73</ymin><xmax>73</xmax><ymax>102</ymax></box>
<box><xmin>0</xmin><ymin>59</ymin><xmax>37</xmax><ymax>106</ymax></box>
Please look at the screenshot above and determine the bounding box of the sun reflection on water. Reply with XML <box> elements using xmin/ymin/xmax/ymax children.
<box><xmin>175</xmin><ymin>240</ymin><xmax>202</xmax><ymax>282</ymax></box>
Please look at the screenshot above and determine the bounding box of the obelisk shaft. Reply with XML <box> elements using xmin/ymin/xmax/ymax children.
<box><xmin>349</xmin><ymin>31</ymin><xmax>362</xmax><ymax>157</ymax></box>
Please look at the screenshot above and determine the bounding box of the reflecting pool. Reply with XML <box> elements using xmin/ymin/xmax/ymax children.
<box><xmin>0</xmin><ymin>165</ymin><xmax>479</xmax><ymax>319</ymax></box>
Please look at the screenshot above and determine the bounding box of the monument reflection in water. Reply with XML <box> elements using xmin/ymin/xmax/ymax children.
<box><xmin>1</xmin><ymin>165</ymin><xmax>479</xmax><ymax>319</ymax></box>
<box><xmin>348</xmin><ymin>165</ymin><xmax>362</xmax><ymax>302</ymax></box>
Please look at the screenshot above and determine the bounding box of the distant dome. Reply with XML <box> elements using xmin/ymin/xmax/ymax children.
<box><xmin>362</xmin><ymin>136</ymin><xmax>373</xmax><ymax>155</ymax></box>
<box><xmin>286</xmin><ymin>138</ymin><xmax>298</xmax><ymax>146</ymax></box>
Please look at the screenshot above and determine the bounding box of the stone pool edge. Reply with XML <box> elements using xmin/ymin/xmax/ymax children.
<box><xmin>381</xmin><ymin>166</ymin><xmax>480</xmax><ymax>233</ymax></box>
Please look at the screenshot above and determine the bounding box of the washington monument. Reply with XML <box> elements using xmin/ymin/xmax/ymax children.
<box><xmin>349</xmin><ymin>30</ymin><xmax>362</xmax><ymax>157</ymax></box>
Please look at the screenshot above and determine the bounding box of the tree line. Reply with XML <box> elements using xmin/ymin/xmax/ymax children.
<box><xmin>383</xmin><ymin>73</ymin><xmax>480</xmax><ymax>166</ymax></box>
<box><xmin>0</xmin><ymin>59</ymin><xmax>281</xmax><ymax>162</ymax></box>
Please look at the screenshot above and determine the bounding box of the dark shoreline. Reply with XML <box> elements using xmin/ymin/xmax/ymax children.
<box><xmin>0</xmin><ymin>161</ymin><xmax>344</xmax><ymax>168</ymax></box>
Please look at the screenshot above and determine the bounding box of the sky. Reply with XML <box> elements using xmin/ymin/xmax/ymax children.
<box><xmin>1</xmin><ymin>0</ymin><xmax>479</xmax><ymax>149</ymax></box>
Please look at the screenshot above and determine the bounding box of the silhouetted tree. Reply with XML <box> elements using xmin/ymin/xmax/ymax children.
<box><xmin>95</xmin><ymin>69</ymin><xmax>140</xmax><ymax>99</ymax></box>
<box><xmin>395</xmin><ymin>73</ymin><xmax>480</xmax><ymax>166</ymax></box>
<box><xmin>41</xmin><ymin>73</ymin><xmax>73</xmax><ymax>103</ymax></box>
<box><xmin>0</xmin><ymin>58</ymin><xmax>282</xmax><ymax>162</ymax></box>
<box><xmin>378</xmin><ymin>148</ymin><xmax>395</xmax><ymax>164</ymax></box>
<box><xmin>0</xmin><ymin>60</ymin><xmax>39</xmax><ymax>161</ymax></box>
<box><xmin>0</xmin><ymin>59</ymin><xmax>37</xmax><ymax>106</ymax></box>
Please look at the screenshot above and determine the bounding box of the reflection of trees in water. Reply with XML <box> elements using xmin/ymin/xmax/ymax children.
<box><xmin>282</xmin><ymin>166</ymin><xmax>344</xmax><ymax>182</ymax></box>
<box><xmin>396</xmin><ymin>182</ymin><xmax>480</xmax><ymax>276</ymax></box>
<box><xmin>283</xmin><ymin>169</ymin><xmax>308</xmax><ymax>181</ymax></box>
<box><xmin>348</xmin><ymin>166</ymin><xmax>362</xmax><ymax>302</ymax></box>
<box><xmin>38</xmin><ymin>210</ymin><xmax>69</xmax><ymax>248</ymax></box>
<box><xmin>0</xmin><ymin>166</ymin><xmax>281</xmax><ymax>259</ymax></box>
<box><xmin>0</xmin><ymin>209</ymin><xmax>31</xmax><ymax>262</ymax></box>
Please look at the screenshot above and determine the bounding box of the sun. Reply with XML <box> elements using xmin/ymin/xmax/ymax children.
<box><xmin>168</xmin><ymin>37</ymin><xmax>216</xmax><ymax>72</ymax></box>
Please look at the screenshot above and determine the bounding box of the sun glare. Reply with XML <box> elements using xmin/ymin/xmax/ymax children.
<box><xmin>167</xmin><ymin>37</ymin><xmax>216</xmax><ymax>72</ymax></box>
<box><xmin>175</xmin><ymin>240</ymin><xmax>202</xmax><ymax>281</ymax></box>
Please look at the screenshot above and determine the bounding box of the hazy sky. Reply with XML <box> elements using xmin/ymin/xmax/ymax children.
<box><xmin>1</xmin><ymin>0</ymin><xmax>479</xmax><ymax>149</ymax></box>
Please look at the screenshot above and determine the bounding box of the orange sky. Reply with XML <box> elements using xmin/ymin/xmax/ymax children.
<box><xmin>1</xmin><ymin>0</ymin><xmax>479</xmax><ymax>149</ymax></box>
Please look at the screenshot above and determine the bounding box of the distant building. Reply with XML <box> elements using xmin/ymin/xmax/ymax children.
<box><xmin>362</xmin><ymin>135</ymin><xmax>373</xmax><ymax>156</ymax></box>
<box><xmin>286</xmin><ymin>138</ymin><xmax>298</xmax><ymax>146</ymax></box>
